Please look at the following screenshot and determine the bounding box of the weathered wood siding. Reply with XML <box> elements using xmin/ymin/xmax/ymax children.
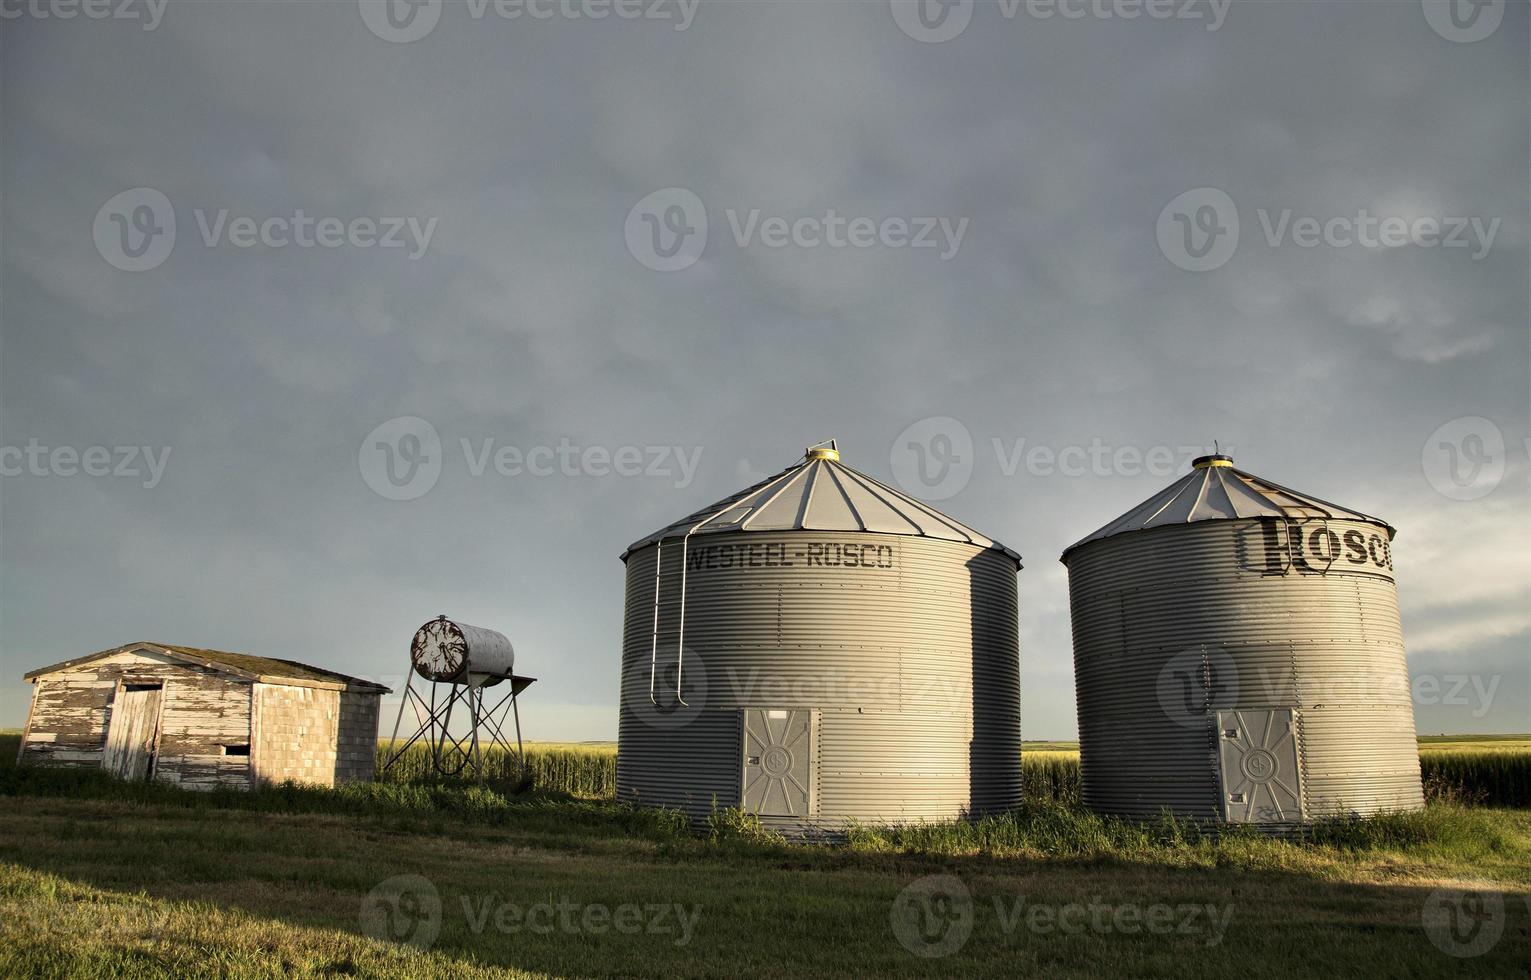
<box><xmin>22</xmin><ymin>675</ymin><xmax>115</xmax><ymax>768</ymax></box>
<box><xmin>251</xmin><ymin>684</ymin><xmax>379</xmax><ymax>786</ymax></box>
<box><xmin>20</xmin><ymin>650</ymin><xmax>254</xmax><ymax>790</ymax></box>
<box><xmin>156</xmin><ymin>668</ymin><xmax>253</xmax><ymax>791</ymax></box>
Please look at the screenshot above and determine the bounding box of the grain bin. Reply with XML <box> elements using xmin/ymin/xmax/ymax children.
<box><xmin>617</xmin><ymin>442</ymin><xmax>1022</xmax><ymax>835</ymax></box>
<box><xmin>1061</xmin><ymin>454</ymin><xmax>1423</xmax><ymax>826</ymax></box>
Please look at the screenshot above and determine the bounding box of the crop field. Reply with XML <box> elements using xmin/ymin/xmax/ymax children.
<box><xmin>376</xmin><ymin>736</ymin><xmax>1531</xmax><ymax>810</ymax></box>
<box><xmin>1418</xmin><ymin>735</ymin><xmax>1531</xmax><ymax>753</ymax></box>
<box><xmin>378</xmin><ymin>741</ymin><xmax>620</xmax><ymax>799</ymax></box>
<box><xmin>2</xmin><ymin>732</ymin><xmax>1527</xmax><ymax>978</ymax></box>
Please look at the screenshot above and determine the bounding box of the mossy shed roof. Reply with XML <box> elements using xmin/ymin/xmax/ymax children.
<box><xmin>23</xmin><ymin>642</ymin><xmax>390</xmax><ymax>693</ymax></box>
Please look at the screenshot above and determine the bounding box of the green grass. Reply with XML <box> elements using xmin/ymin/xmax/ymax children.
<box><xmin>4</xmin><ymin>732</ymin><xmax>1531</xmax><ymax>976</ymax></box>
<box><xmin>1</xmin><ymin>783</ymin><xmax>1528</xmax><ymax>977</ymax></box>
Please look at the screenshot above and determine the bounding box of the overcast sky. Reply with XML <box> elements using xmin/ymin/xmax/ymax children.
<box><xmin>2</xmin><ymin>1</ymin><xmax>1527</xmax><ymax>740</ymax></box>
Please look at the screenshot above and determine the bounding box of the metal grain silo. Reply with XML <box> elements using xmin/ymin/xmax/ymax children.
<box><xmin>617</xmin><ymin>442</ymin><xmax>1022</xmax><ymax>835</ymax></box>
<box><xmin>1061</xmin><ymin>454</ymin><xmax>1423</xmax><ymax>826</ymax></box>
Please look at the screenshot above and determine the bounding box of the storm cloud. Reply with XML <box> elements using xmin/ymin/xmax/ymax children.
<box><xmin>2</xmin><ymin>0</ymin><xmax>1526</xmax><ymax>737</ymax></box>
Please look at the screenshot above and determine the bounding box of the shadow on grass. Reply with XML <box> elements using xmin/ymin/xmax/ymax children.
<box><xmin>3</xmin><ymin>762</ymin><xmax>1524</xmax><ymax>875</ymax></box>
<box><xmin>3</xmin><ymin>768</ymin><xmax>1531</xmax><ymax>978</ymax></box>
<box><xmin>2</xmin><ymin>804</ymin><xmax>1529</xmax><ymax>980</ymax></box>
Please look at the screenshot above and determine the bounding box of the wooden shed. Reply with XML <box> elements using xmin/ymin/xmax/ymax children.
<box><xmin>18</xmin><ymin>641</ymin><xmax>390</xmax><ymax>790</ymax></box>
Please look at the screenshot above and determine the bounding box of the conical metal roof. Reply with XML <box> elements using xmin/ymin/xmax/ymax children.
<box><xmin>1061</xmin><ymin>455</ymin><xmax>1394</xmax><ymax>561</ymax></box>
<box><xmin>623</xmin><ymin>442</ymin><xmax>1020</xmax><ymax>565</ymax></box>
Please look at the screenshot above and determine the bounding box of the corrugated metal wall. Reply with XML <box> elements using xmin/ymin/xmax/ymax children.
<box><xmin>1065</xmin><ymin>518</ymin><xmax>1424</xmax><ymax>822</ymax></box>
<box><xmin>616</xmin><ymin>531</ymin><xmax>1021</xmax><ymax>832</ymax></box>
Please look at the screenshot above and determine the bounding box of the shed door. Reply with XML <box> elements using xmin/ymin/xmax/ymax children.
<box><xmin>103</xmin><ymin>685</ymin><xmax>163</xmax><ymax>781</ymax></box>
<box><xmin>741</xmin><ymin>709</ymin><xmax>814</xmax><ymax>817</ymax></box>
<box><xmin>1217</xmin><ymin>708</ymin><xmax>1303</xmax><ymax>823</ymax></box>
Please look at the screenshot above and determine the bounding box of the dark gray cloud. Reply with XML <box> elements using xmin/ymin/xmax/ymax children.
<box><xmin>2</xmin><ymin>0</ymin><xmax>1527</xmax><ymax>739</ymax></box>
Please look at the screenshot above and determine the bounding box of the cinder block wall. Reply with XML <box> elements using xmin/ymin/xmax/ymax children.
<box><xmin>336</xmin><ymin>690</ymin><xmax>381</xmax><ymax>783</ymax></box>
<box><xmin>252</xmin><ymin>684</ymin><xmax>341</xmax><ymax>787</ymax></box>
<box><xmin>252</xmin><ymin>683</ymin><xmax>380</xmax><ymax>787</ymax></box>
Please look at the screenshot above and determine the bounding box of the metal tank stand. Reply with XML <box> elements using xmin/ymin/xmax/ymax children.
<box><xmin>381</xmin><ymin>672</ymin><xmax>533</xmax><ymax>786</ymax></box>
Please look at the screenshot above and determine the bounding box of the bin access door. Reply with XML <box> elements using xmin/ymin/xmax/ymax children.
<box><xmin>1217</xmin><ymin>708</ymin><xmax>1304</xmax><ymax>823</ymax></box>
<box><xmin>741</xmin><ymin>708</ymin><xmax>815</xmax><ymax>817</ymax></box>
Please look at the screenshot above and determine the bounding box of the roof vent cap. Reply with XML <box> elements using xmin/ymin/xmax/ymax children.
<box><xmin>806</xmin><ymin>438</ymin><xmax>840</xmax><ymax>462</ymax></box>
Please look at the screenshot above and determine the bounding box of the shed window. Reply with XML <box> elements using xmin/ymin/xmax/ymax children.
<box><xmin>221</xmin><ymin>744</ymin><xmax>251</xmax><ymax>756</ymax></box>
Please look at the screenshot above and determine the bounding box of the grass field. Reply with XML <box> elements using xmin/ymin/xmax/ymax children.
<box><xmin>2</xmin><ymin>732</ymin><xmax>1528</xmax><ymax>977</ymax></box>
